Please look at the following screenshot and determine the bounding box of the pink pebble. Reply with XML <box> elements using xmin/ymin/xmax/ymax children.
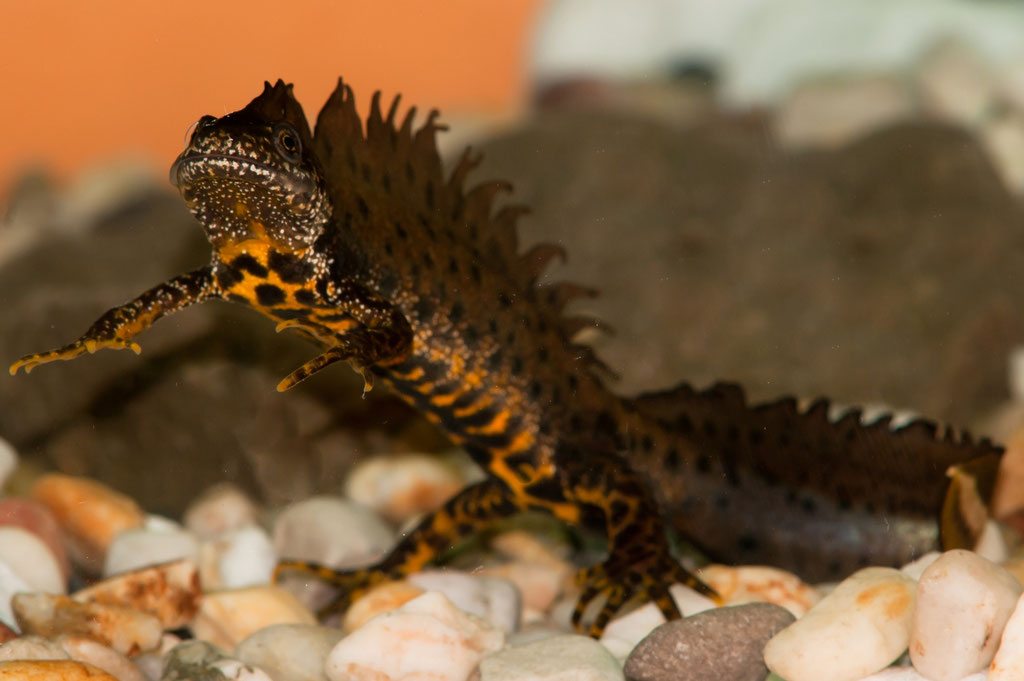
<box><xmin>0</xmin><ymin>499</ymin><xmax>70</xmax><ymax>580</ymax></box>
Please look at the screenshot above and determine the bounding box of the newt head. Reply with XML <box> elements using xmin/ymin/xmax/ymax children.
<box><xmin>171</xmin><ymin>80</ymin><xmax>332</xmax><ymax>254</ymax></box>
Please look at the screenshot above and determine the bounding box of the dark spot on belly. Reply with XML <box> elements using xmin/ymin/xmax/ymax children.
<box><xmin>272</xmin><ymin>307</ymin><xmax>310</xmax><ymax>320</ymax></box>
<box><xmin>268</xmin><ymin>250</ymin><xmax>313</xmax><ymax>284</ymax></box>
<box><xmin>232</xmin><ymin>253</ymin><xmax>269</xmax><ymax>277</ymax></box>
<box><xmin>216</xmin><ymin>265</ymin><xmax>243</xmax><ymax>289</ymax></box>
<box><xmin>255</xmin><ymin>284</ymin><xmax>286</xmax><ymax>307</ymax></box>
<box><xmin>293</xmin><ymin>289</ymin><xmax>317</xmax><ymax>306</ymax></box>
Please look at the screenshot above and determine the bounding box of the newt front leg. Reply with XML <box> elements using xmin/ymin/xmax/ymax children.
<box><xmin>275</xmin><ymin>279</ymin><xmax>413</xmax><ymax>392</ymax></box>
<box><xmin>9</xmin><ymin>268</ymin><xmax>220</xmax><ymax>375</ymax></box>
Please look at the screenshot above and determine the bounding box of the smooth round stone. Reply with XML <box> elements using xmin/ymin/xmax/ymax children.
<box><xmin>326</xmin><ymin>591</ymin><xmax>505</xmax><ymax>681</ymax></box>
<box><xmin>0</xmin><ymin>499</ymin><xmax>70</xmax><ymax>581</ymax></box>
<box><xmin>764</xmin><ymin>567</ymin><xmax>917</xmax><ymax>681</ymax></box>
<box><xmin>0</xmin><ymin>635</ymin><xmax>70</xmax><ymax>662</ymax></box>
<box><xmin>625</xmin><ymin>603</ymin><xmax>793</xmax><ymax>681</ymax></box>
<box><xmin>0</xmin><ymin>659</ymin><xmax>119</xmax><ymax>680</ymax></box>
<box><xmin>31</xmin><ymin>474</ymin><xmax>144</xmax><ymax>574</ymax></box>
<box><xmin>192</xmin><ymin>585</ymin><xmax>316</xmax><ymax>651</ymax></box>
<box><xmin>183</xmin><ymin>483</ymin><xmax>260</xmax><ymax>540</ymax></box>
<box><xmin>598</xmin><ymin>584</ymin><xmax>717</xmax><ymax>661</ymax></box>
<box><xmin>481</xmin><ymin>634</ymin><xmax>623</xmax><ymax>681</ymax></box>
<box><xmin>408</xmin><ymin>570</ymin><xmax>521</xmax><ymax>632</ymax></box>
<box><xmin>0</xmin><ymin>527</ymin><xmax>64</xmax><ymax>594</ymax></box>
<box><xmin>344</xmin><ymin>453</ymin><xmax>468</xmax><ymax>524</ymax></box>
<box><xmin>991</xmin><ymin>593</ymin><xmax>1024</xmax><ymax>679</ymax></box>
<box><xmin>12</xmin><ymin>592</ymin><xmax>163</xmax><ymax>657</ymax></box>
<box><xmin>58</xmin><ymin>636</ymin><xmax>146</xmax><ymax>681</ymax></box>
<box><xmin>698</xmin><ymin>564</ymin><xmax>820</xmax><ymax>617</ymax></box>
<box><xmin>201</xmin><ymin>524</ymin><xmax>277</xmax><ymax>589</ymax></box>
<box><xmin>102</xmin><ymin>522</ymin><xmax>200</xmax><ymax>576</ymax></box>
<box><xmin>911</xmin><ymin>550</ymin><xmax>1023</xmax><ymax>681</ymax></box>
<box><xmin>900</xmin><ymin>552</ymin><xmax>941</xmax><ymax>581</ymax></box>
<box><xmin>236</xmin><ymin>623</ymin><xmax>345</xmax><ymax>681</ymax></box>
<box><xmin>73</xmin><ymin>559</ymin><xmax>201</xmax><ymax>630</ymax></box>
<box><xmin>273</xmin><ymin>496</ymin><xmax>394</xmax><ymax>569</ymax></box>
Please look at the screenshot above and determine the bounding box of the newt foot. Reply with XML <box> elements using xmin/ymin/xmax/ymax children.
<box><xmin>9</xmin><ymin>337</ymin><xmax>142</xmax><ymax>375</ymax></box>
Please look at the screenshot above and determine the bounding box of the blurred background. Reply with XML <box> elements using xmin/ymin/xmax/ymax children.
<box><xmin>3</xmin><ymin>0</ymin><xmax>1024</xmax><ymax>512</ymax></box>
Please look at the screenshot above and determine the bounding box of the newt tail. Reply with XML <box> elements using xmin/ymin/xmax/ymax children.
<box><xmin>9</xmin><ymin>79</ymin><xmax>1002</xmax><ymax>635</ymax></box>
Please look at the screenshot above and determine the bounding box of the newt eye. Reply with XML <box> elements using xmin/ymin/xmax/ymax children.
<box><xmin>274</xmin><ymin>125</ymin><xmax>302</xmax><ymax>162</ymax></box>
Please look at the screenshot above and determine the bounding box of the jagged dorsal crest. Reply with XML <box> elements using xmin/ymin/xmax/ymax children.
<box><xmin>235</xmin><ymin>80</ymin><xmax>314</xmax><ymax>148</ymax></box>
<box><xmin>311</xmin><ymin>78</ymin><xmax>607</xmax><ymax>364</ymax></box>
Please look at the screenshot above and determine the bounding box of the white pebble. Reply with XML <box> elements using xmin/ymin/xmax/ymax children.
<box><xmin>480</xmin><ymin>634</ymin><xmax>623</xmax><ymax>681</ymax></box>
<box><xmin>202</xmin><ymin>525</ymin><xmax>277</xmax><ymax>589</ymax></box>
<box><xmin>273</xmin><ymin>496</ymin><xmax>394</xmax><ymax>569</ymax></box>
<box><xmin>192</xmin><ymin>585</ymin><xmax>316</xmax><ymax>651</ymax></box>
<box><xmin>103</xmin><ymin>522</ymin><xmax>200</xmax><ymax>577</ymax></box>
<box><xmin>236</xmin><ymin>623</ymin><xmax>344</xmax><ymax>681</ymax></box>
<box><xmin>408</xmin><ymin>570</ymin><xmax>521</xmax><ymax>632</ymax></box>
<box><xmin>901</xmin><ymin>552</ymin><xmax>942</xmax><ymax>581</ymax></box>
<box><xmin>325</xmin><ymin>591</ymin><xmax>504</xmax><ymax>681</ymax></box>
<box><xmin>991</xmin><ymin>594</ymin><xmax>1024</xmax><ymax>679</ymax></box>
<box><xmin>764</xmin><ymin>567</ymin><xmax>917</xmax><ymax>681</ymax></box>
<box><xmin>184</xmin><ymin>483</ymin><xmax>260</xmax><ymax>540</ymax></box>
<box><xmin>0</xmin><ymin>635</ymin><xmax>69</xmax><ymax>662</ymax></box>
<box><xmin>0</xmin><ymin>526</ymin><xmax>64</xmax><ymax>594</ymax></box>
<box><xmin>910</xmin><ymin>550</ymin><xmax>1022</xmax><ymax>681</ymax></box>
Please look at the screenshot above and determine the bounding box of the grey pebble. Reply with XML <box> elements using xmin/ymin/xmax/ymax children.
<box><xmin>624</xmin><ymin>602</ymin><xmax>795</xmax><ymax>681</ymax></box>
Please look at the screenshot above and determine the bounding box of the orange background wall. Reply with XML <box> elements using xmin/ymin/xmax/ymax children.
<box><xmin>0</xmin><ymin>1</ymin><xmax>542</xmax><ymax>193</ymax></box>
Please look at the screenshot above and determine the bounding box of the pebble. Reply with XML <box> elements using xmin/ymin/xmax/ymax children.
<box><xmin>763</xmin><ymin>567</ymin><xmax>917</xmax><ymax>681</ymax></box>
<box><xmin>625</xmin><ymin>602</ymin><xmax>794</xmax><ymax>681</ymax></box>
<box><xmin>597</xmin><ymin>584</ymin><xmax>717</xmax><ymax>661</ymax></box>
<box><xmin>0</xmin><ymin>635</ymin><xmax>70</xmax><ymax>662</ymax></box>
<box><xmin>31</xmin><ymin>474</ymin><xmax>145</xmax><ymax>574</ymax></box>
<box><xmin>192</xmin><ymin>585</ymin><xmax>316</xmax><ymax>651</ymax></box>
<box><xmin>103</xmin><ymin>522</ymin><xmax>200</xmax><ymax>577</ymax></box>
<box><xmin>163</xmin><ymin>640</ymin><xmax>274</xmax><ymax>681</ymax></box>
<box><xmin>273</xmin><ymin>496</ymin><xmax>394</xmax><ymax>570</ymax></box>
<box><xmin>12</xmin><ymin>592</ymin><xmax>163</xmax><ymax>657</ymax></box>
<box><xmin>900</xmin><ymin>552</ymin><xmax>942</xmax><ymax>581</ymax></box>
<box><xmin>0</xmin><ymin>659</ymin><xmax>120</xmax><ymax>680</ymax></box>
<box><xmin>0</xmin><ymin>498</ymin><xmax>70</xmax><ymax>580</ymax></box>
<box><xmin>344</xmin><ymin>453</ymin><xmax>469</xmax><ymax>524</ymax></box>
<box><xmin>58</xmin><ymin>635</ymin><xmax>146</xmax><ymax>681</ymax></box>
<box><xmin>989</xmin><ymin>593</ymin><xmax>1024</xmax><ymax>679</ymax></box>
<box><xmin>325</xmin><ymin>591</ymin><xmax>505</xmax><ymax>681</ymax></box>
<box><xmin>478</xmin><ymin>560</ymin><xmax>570</xmax><ymax>622</ymax></box>
<box><xmin>697</xmin><ymin>564</ymin><xmax>820</xmax><ymax>617</ymax></box>
<box><xmin>911</xmin><ymin>550</ymin><xmax>1023</xmax><ymax>681</ymax></box>
<box><xmin>480</xmin><ymin>634</ymin><xmax>623</xmax><ymax>681</ymax></box>
<box><xmin>0</xmin><ymin>526</ymin><xmax>64</xmax><ymax>594</ymax></box>
<box><xmin>408</xmin><ymin>569</ymin><xmax>521</xmax><ymax>632</ymax></box>
<box><xmin>273</xmin><ymin>496</ymin><xmax>395</xmax><ymax>609</ymax></box>
<box><xmin>342</xmin><ymin>581</ymin><xmax>427</xmax><ymax>632</ymax></box>
<box><xmin>199</xmin><ymin>524</ymin><xmax>277</xmax><ymax>590</ymax></box>
<box><xmin>236</xmin><ymin>623</ymin><xmax>345</xmax><ymax>681</ymax></box>
<box><xmin>72</xmin><ymin>559</ymin><xmax>202</xmax><ymax>630</ymax></box>
<box><xmin>183</xmin><ymin>483</ymin><xmax>261</xmax><ymax>540</ymax></box>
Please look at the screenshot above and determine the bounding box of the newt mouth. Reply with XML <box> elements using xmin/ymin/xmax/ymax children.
<box><xmin>170</xmin><ymin>153</ymin><xmax>314</xmax><ymax>196</ymax></box>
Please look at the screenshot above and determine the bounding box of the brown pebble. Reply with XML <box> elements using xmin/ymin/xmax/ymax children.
<box><xmin>0</xmin><ymin>499</ymin><xmax>71</xmax><ymax>580</ymax></box>
<box><xmin>624</xmin><ymin>602</ymin><xmax>795</xmax><ymax>681</ymax></box>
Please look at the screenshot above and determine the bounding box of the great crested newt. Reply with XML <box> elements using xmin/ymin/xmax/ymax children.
<box><xmin>9</xmin><ymin>80</ymin><xmax>1003</xmax><ymax>635</ymax></box>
